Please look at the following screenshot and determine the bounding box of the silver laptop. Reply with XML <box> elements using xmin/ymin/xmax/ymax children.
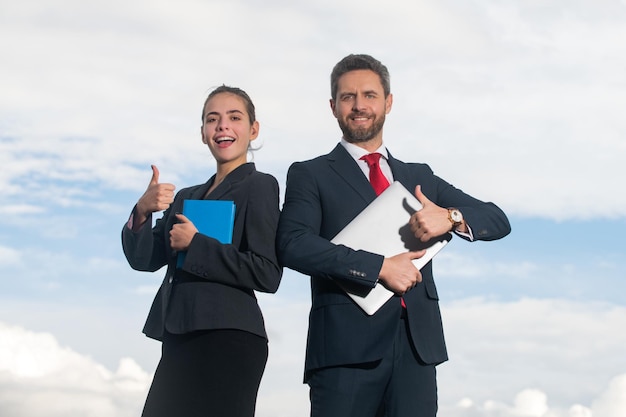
<box><xmin>331</xmin><ymin>181</ymin><xmax>452</xmax><ymax>315</ymax></box>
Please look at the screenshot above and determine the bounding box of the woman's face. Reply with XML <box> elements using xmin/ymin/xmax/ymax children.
<box><xmin>200</xmin><ymin>92</ymin><xmax>259</xmax><ymax>168</ymax></box>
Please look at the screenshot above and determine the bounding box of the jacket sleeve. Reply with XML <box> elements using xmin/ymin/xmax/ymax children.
<box><xmin>180</xmin><ymin>174</ymin><xmax>283</xmax><ymax>293</ymax></box>
<box><xmin>277</xmin><ymin>161</ymin><xmax>382</xmax><ymax>289</ymax></box>
<box><xmin>428</xmin><ymin>172</ymin><xmax>511</xmax><ymax>242</ymax></box>
<box><xmin>121</xmin><ymin>206</ymin><xmax>170</xmax><ymax>272</ymax></box>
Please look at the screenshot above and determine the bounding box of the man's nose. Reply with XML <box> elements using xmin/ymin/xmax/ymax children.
<box><xmin>352</xmin><ymin>96</ymin><xmax>365</xmax><ymax>111</ymax></box>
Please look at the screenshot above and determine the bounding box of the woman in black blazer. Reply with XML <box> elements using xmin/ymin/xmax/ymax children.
<box><xmin>122</xmin><ymin>85</ymin><xmax>282</xmax><ymax>417</ymax></box>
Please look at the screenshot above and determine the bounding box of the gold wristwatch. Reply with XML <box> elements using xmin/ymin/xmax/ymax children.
<box><xmin>447</xmin><ymin>208</ymin><xmax>463</xmax><ymax>229</ymax></box>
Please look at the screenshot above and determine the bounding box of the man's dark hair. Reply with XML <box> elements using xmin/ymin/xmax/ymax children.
<box><xmin>330</xmin><ymin>54</ymin><xmax>391</xmax><ymax>100</ymax></box>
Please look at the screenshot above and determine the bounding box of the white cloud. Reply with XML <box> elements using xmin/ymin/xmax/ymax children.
<box><xmin>436</xmin><ymin>250</ymin><xmax>538</xmax><ymax>279</ymax></box>
<box><xmin>0</xmin><ymin>246</ymin><xmax>21</xmax><ymax>266</ymax></box>
<box><xmin>591</xmin><ymin>374</ymin><xmax>626</xmax><ymax>417</ymax></box>
<box><xmin>132</xmin><ymin>284</ymin><xmax>160</xmax><ymax>296</ymax></box>
<box><xmin>1</xmin><ymin>0</ymin><xmax>625</xmax><ymax>220</ymax></box>
<box><xmin>259</xmin><ymin>292</ymin><xmax>626</xmax><ymax>417</ymax></box>
<box><xmin>256</xmin><ymin>294</ymin><xmax>311</xmax><ymax>417</ymax></box>
<box><xmin>0</xmin><ymin>321</ymin><xmax>150</xmax><ymax>417</ymax></box>
<box><xmin>438</xmin><ymin>298</ymin><xmax>626</xmax><ymax>411</ymax></box>
<box><xmin>440</xmin><ymin>385</ymin><xmax>625</xmax><ymax>417</ymax></box>
<box><xmin>1</xmin><ymin>0</ymin><xmax>625</xmax><ymax>412</ymax></box>
<box><xmin>513</xmin><ymin>389</ymin><xmax>549</xmax><ymax>416</ymax></box>
<box><xmin>1</xmin><ymin>295</ymin><xmax>626</xmax><ymax>416</ymax></box>
<box><xmin>568</xmin><ymin>405</ymin><xmax>594</xmax><ymax>417</ymax></box>
<box><xmin>0</xmin><ymin>204</ymin><xmax>45</xmax><ymax>216</ymax></box>
<box><xmin>442</xmin><ymin>390</ymin><xmax>588</xmax><ymax>417</ymax></box>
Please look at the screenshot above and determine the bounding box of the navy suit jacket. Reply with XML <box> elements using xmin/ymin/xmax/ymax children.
<box><xmin>122</xmin><ymin>163</ymin><xmax>282</xmax><ymax>341</ymax></box>
<box><xmin>276</xmin><ymin>144</ymin><xmax>510</xmax><ymax>380</ymax></box>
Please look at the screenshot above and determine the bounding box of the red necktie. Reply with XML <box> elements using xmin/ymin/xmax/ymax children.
<box><xmin>360</xmin><ymin>153</ymin><xmax>390</xmax><ymax>196</ymax></box>
<box><xmin>361</xmin><ymin>153</ymin><xmax>406</xmax><ymax>308</ymax></box>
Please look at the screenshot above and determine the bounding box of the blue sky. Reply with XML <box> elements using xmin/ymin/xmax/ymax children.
<box><xmin>1</xmin><ymin>0</ymin><xmax>625</xmax><ymax>416</ymax></box>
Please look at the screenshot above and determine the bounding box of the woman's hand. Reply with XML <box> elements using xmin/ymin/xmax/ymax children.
<box><xmin>134</xmin><ymin>165</ymin><xmax>176</xmax><ymax>229</ymax></box>
<box><xmin>170</xmin><ymin>214</ymin><xmax>198</xmax><ymax>251</ymax></box>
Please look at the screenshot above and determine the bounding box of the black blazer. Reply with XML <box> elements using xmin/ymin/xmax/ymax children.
<box><xmin>122</xmin><ymin>163</ymin><xmax>282</xmax><ymax>341</ymax></box>
<box><xmin>277</xmin><ymin>144</ymin><xmax>510</xmax><ymax>379</ymax></box>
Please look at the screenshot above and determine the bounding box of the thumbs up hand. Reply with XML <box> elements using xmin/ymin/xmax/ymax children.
<box><xmin>409</xmin><ymin>185</ymin><xmax>451</xmax><ymax>242</ymax></box>
<box><xmin>136</xmin><ymin>165</ymin><xmax>176</xmax><ymax>219</ymax></box>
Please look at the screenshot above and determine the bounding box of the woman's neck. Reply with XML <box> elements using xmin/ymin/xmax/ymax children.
<box><xmin>209</xmin><ymin>160</ymin><xmax>247</xmax><ymax>193</ymax></box>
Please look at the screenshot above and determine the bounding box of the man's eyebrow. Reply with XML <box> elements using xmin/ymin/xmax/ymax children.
<box><xmin>339</xmin><ymin>90</ymin><xmax>379</xmax><ymax>96</ymax></box>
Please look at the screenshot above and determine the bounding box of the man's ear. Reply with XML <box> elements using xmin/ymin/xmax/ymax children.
<box><xmin>385</xmin><ymin>93</ymin><xmax>393</xmax><ymax>115</ymax></box>
<box><xmin>330</xmin><ymin>98</ymin><xmax>337</xmax><ymax>117</ymax></box>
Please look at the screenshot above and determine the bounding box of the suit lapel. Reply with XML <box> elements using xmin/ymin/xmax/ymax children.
<box><xmin>327</xmin><ymin>144</ymin><xmax>377</xmax><ymax>203</ymax></box>
<box><xmin>387</xmin><ymin>151</ymin><xmax>410</xmax><ymax>185</ymax></box>
<box><xmin>191</xmin><ymin>180</ymin><xmax>213</xmax><ymax>200</ymax></box>
<box><xmin>199</xmin><ymin>163</ymin><xmax>254</xmax><ymax>200</ymax></box>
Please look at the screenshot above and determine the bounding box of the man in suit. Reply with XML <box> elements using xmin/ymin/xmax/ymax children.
<box><xmin>276</xmin><ymin>54</ymin><xmax>511</xmax><ymax>417</ymax></box>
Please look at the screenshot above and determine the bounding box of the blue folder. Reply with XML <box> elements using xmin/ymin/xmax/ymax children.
<box><xmin>176</xmin><ymin>199</ymin><xmax>235</xmax><ymax>268</ymax></box>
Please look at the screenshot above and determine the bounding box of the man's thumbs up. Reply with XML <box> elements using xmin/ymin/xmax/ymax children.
<box><xmin>413</xmin><ymin>184</ymin><xmax>432</xmax><ymax>209</ymax></box>
<box><xmin>409</xmin><ymin>185</ymin><xmax>451</xmax><ymax>242</ymax></box>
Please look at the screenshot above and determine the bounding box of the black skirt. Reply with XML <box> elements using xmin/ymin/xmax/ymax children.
<box><xmin>142</xmin><ymin>329</ymin><xmax>268</xmax><ymax>417</ymax></box>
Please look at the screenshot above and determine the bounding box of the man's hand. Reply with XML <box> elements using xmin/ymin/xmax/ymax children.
<box><xmin>134</xmin><ymin>165</ymin><xmax>176</xmax><ymax>228</ymax></box>
<box><xmin>409</xmin><ymin>185</ymin><xmax>457</xmax><ymax>241</ymax></box>
<box><xmin>170</xmin><ymin>214</ymin><xmax>198</xmax><ymax>251</ymax></box>
<box><xmin>378</xmin><ymin>250</ymin><xmax>426</xmax><ymax>295</ymax></box>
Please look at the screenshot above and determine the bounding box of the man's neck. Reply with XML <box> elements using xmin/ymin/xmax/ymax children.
<box><xmin>344</xmin><ymin>136</ymin><xmax>384</xmax><ymax>153</ymax></box>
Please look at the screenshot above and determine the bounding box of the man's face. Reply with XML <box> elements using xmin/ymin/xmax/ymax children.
<box><xmin>330</xmin><ymin>69</ymin><xmax>393</xmax><ymax>146</ymax></box>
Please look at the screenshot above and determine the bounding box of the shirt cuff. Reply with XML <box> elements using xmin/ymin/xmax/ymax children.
<box><xmin>455</xmin><ymin>224</ymin><xmax>474</xmax><ymax>241</ymax></box>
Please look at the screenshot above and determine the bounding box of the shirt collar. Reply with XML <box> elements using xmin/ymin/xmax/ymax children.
<box><xmin>339</xmin><ymin>138</ymin><xmax>388</xmax><ymax>162</ymax></box>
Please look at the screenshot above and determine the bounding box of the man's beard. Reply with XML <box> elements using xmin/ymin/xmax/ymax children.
<box><xmin>338</xmin><ymin>112</ymin><xmax>385</xmax><ymax>144</ymax></box>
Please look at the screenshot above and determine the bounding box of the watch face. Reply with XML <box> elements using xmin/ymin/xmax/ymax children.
<box><xmin>451</xmin><ymin>210</ymin><xmax>462</xmax><ymax>222</ymax></box>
